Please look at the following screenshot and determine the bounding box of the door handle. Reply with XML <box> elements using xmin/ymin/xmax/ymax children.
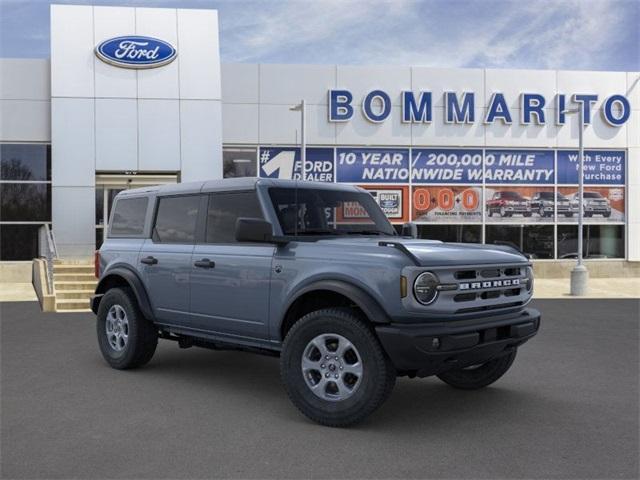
<box><xmin>140</xmin><ymin>256</ymin><xmax>158</xmax><ymax>265</ymax></box>
<box><xmin>194</xmin><ymin>259</ymin><xmax>215</xmax><ymax>269</ymax></box>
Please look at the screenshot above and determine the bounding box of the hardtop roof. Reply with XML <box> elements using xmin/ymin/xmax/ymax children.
<box><xmin>116</xmin><ymin>178</ymin><xmax>363</xmax><ymax>198</ymax></box>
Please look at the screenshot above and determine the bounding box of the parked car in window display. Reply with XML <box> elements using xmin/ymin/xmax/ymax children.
<box><xmin>569</xmin><ymin>191</ymin><xmax>612</xmax><ymax>217</ymax></box>
<box><xmin>530</xmin><ymin>192</ymin><xmax>575</xmax><ymax>218</ymax></box>
<box><xmin>486</xmin><ymin>191</ymin><xmax>532</xmax><ymax>218</ymax></box>
<box><xmin>91</xmin><ymin>179</ymin><xmax>540</xmax><ymax>427</ymax></box>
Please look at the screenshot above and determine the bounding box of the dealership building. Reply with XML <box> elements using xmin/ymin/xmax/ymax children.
<box><xmin>1</xmin><ymin>4</ymin><xmax>639</xmax><ymax>282</ymax></box>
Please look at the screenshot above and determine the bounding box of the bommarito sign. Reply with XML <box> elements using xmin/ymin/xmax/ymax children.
<box><xmin>328</xmin><ymin>90</ymin><xmax>631</xmax><ymax>127</ymax></box>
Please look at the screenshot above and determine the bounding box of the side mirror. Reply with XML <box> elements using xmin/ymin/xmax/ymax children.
<box><xmin>401</xmin><ymin>222</ymin><xmax>417</xmax><ymax>239</ymax></box>
<box><xmin>235</xmin><ymin>218</ymin><xmax>274</xmax><ymax>243</ymax></box>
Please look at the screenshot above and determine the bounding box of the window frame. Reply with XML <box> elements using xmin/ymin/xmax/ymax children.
<box><xmin>201</xmin><ymin>189</ymin><xmax>265</xmax><ymax>245</ymax></box>
<box><xmin>107</xmin><ymin>195</ymin><xmax>150</xmax><ymax>239</ymax></box>
<box><xmin>150</xmin><ymin>193</ymin><xmax>203</xmax><ymax>245</ymax></box>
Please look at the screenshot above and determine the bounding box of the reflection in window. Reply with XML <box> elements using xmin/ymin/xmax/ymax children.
<box><xmin>0</xmin><ymin>224</ymin><xmax>41</xmax><ymax>260</ymax></box>
<box><xmin>110</xmin><ymin>197</ymin><xmax>148</xmax><ymax>236</ymax></box>
<box><xmin>485</xmin><ymin>225</ymin><xmax>554</xmax><ymax>259</ymax></box>
<box><xmin>0</xmin><ymin>144</ymin><xmax>51</xmax><ymax>181</ymax></box>
<box><xmin>418</xmin><ymin>224</ymin><xmax>481</xmax><ymax>243</ymax></box>
<box><xmin>153</xmin><ymin>195</ymin><xmax>200</xmax><ymax>244</ymax></box>
<box><xmin>0</xmin><ymin>183</ymin><xmax>51</xmax><ymax>221</ymax></box>
<box><xmin>206</xmin><ymin>192</ymin><xmax>263</xmax><ymax>244</ymax></box>
<box><xmin>223</xmin><ymin>148</ymin><xmax>257</xmax><ymax>178</ymax></box>
<box><xmin>557</xmin><ymin>225</ymin><xmax>624</xmax><ymax>259</ymax></box>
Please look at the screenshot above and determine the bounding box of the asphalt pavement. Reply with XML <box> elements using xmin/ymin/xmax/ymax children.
<box><xmin>1</xmin><ymin>299</ymin><xmax>638</xmax><ymax>479</ymax></box>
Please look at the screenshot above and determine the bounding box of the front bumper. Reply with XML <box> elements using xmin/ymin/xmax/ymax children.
<box><xmin>375</xmin><ymin>308</ymin><xmax>540</xmax><ymax>377</ymax></box>
<box><xmin>585</xmin><ymin>206</ymin><xmax>611</xmax><ymax>214</ymax></box>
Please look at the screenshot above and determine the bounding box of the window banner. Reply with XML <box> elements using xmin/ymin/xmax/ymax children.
<box><xmin>411</xmin><ymin>149</ymin><xmax>483</xmax><ymax>184</ymax></box>
<box><xmin>557</xmin><ymin>187</ymin><xmax>625</xmax><ymax>223</ymax></box>
<box><xmin>485</xmin><ymin>186</ymin><xmax>555</xmax><ymax>223</ymax></box>
<box><xmin>259</xmin><ymin>147</ymin><xmax>334</xmax><ymax>182</ymax></box>
<box><xmin>557</xmin><ymin>150</ymin><xmax>625</xmax><ymax>185</ymax></box>
<box><xmin>336</xmin><ymin>148</ymin><xmax>410</xmax><ymax>183</ymax></box>
<box><xmin>484</xmin><ymin>150</ymin><xmax>554</xmax><ymax>184</ymax></box>
<box><xmin>412</xmin><ymin>186</ymin><xmax>482</xmax><ymax>223</ymax></box>
<box><xmin>359</xmin><ymin>185</ymin><xmax>409</xmax><ymax>223</ymax></box>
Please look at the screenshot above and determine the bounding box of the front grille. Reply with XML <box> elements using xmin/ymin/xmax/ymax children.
<box><xmin>431</xmin><ymin>264</ymin><xmax>531</xmax><ymax>315</ymax></box>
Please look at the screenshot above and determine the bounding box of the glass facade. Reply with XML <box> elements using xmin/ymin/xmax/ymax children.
<box><xmin>0</xmin><ymin>144</ymin><xmax>52</xmax><ymax>260</ymax></box>
<box><xmin>224</xmin><ymin>145</ymin><xmax>627</xmax><ymax>260</ymax></box>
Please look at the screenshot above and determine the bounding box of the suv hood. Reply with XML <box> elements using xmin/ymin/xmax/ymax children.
<box><xmin>314</xmin><ymin>237</ymin><xmax>528</xmax><ymax>267</ymax></box>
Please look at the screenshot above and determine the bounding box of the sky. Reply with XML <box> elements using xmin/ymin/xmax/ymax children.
<box><xmin>0</xmin><ymin>0</ymin><xmax>638</xmax><ymax>71</ymax></box>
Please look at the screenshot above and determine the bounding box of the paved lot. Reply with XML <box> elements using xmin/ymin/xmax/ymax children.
<box><xmin>1</xmin><ymin>300</ymin><xmax>638</xmax><ymax>479</ymax></box>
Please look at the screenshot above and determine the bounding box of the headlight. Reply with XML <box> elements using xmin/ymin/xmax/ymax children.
<box><xmin>414</xmin><ymin>272</ymin><xmax>439</xmax><ymax>305</ymax></box>
<box><xmin>525</xmin><ymin>266</ymin><xmax>534</xmax><ymax>293</ymax></box>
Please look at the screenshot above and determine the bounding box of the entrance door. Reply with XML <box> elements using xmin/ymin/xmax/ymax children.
<box><xmin>95</xmin><ymin>173</ymin><xmax>177</xmax><ymax>249</ymax></box>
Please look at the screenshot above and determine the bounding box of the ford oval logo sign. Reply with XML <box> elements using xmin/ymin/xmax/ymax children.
<box><xmin>95</xmin><ymin>36</ymin><xmax>177</xmax><ymax>69</ymax></box>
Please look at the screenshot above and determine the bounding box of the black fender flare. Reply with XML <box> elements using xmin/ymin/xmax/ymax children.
<box><xmin>92</xmin><ymin>266</ymin><xmax>155</xmax><ymax>321</ymax></box>
<box><xmin>282</xmin><ymin>279</ymin><xmax>391</xmax><ymax>327</ymax></box>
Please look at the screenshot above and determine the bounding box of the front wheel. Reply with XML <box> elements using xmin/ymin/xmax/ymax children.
<box><xmin>96</xmin><ymin>287</ymin><xmax>158</xmax><ymax>370</ymax></box>
<box><xmin>280</xmin><ymin>308</ymin><xmax>396</xmax><ymax>427</ymax></box>
<box><xmin>436</xmin><ymin>349</ymin><xmax>517</xmax><ymax>390</ymax></box>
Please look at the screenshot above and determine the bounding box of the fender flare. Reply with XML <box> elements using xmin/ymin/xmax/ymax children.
<box><xmin>282</xmin><ymin>279</ymin><xmax>391</xmax><ymax>327</ymax></box>
<box><xmin>93</xmin><ymin>266</ymin><xmax>155</xmax><ymax>321</ymax></box>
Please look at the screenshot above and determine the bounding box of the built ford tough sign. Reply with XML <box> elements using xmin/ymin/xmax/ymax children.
<box><xmin>91</xmin><ymin>178</ymin><xmax>540</xmax><ymax>427</ymax></box>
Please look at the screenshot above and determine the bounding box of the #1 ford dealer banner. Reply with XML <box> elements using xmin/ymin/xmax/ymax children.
<box><xmin>259</xmin><ymin>147</ymin><xmax>334</xmax><ymax>182</ymax></box>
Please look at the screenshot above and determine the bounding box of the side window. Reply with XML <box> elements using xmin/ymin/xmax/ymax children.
<box><xmin>205</xmin><ymin>191</ymin><xmax>263</xmax><ymax>243</ymax></box>
<box><xmin>153</xmin><ymin>195</ymin><xmax>200</xmax><ymax>244</ymax></box>
<box><xmin>109</xmin><ymin>197</ymin><xmax>148</xmax><ymax>236</ymax></box>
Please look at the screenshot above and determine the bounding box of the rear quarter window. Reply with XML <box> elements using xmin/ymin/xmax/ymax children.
<box><xmin>109</xmin><ymin>197</ymin><xmax>148</xmax><ymax>236</ymax></box>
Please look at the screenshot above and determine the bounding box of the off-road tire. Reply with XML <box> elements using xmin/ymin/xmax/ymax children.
<box><xmin>436</xmin><ymin>349</ymin><xmax>517</xmax><ymax>390</ymax></box>
<box><xmin>96</xmin><ymin>287</ymin><xmax>158</xmax><ymax>370</ymax></box>
<box><xmin>280</xmin><ymin>308</ymin><xmax>396</xmax><ymax>427</ymax></box>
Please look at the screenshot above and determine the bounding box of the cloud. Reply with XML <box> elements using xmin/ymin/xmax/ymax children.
<box><xmin>0</xmin><ymin>0</ymin><xmax>637</xmax><ymax>70</ymax></box>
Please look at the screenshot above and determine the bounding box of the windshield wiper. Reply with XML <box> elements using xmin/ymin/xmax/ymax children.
<box><xmin>345</xmin><ymin>230</ymin><xmax>389</xmax><ymax>236</ymax></box>
<box><xmin>293</xmin><ymin>229</ymin><xmax>340</xmax><ymax>236</ymax></box>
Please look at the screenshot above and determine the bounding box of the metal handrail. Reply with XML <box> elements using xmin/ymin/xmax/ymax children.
<box><xmin>38</xmin><ymin>224</ymin><xmax>58</xmax><ymax>294</ymax></box>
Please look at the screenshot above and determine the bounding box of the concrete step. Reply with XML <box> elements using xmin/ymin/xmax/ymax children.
<box><xmin>55</xmin><ymin>298</ymin><xmax>91</xmax><ymax>310</ymax></box>
<box><xmin>53</xmin><ymin>264</ymin><xmax>94</xmax><ymax>274</ymax></box>
<box><xmin>55</xmin><ymin>281</ymin><xmax>97</xmax><ymax>291</ymax></box>
<box><xmin>56</xmin><ymin>289</ymin><xmax>95</xmax><ymax>299</ymax></box>
<box><xmin>53</xmin><ymin>273</ymin><xmax>97</xmax><ymax>282</ymax></box>
<box><xmin>56</xmin><ymin>308</ymin><xmax>92</xmax><ymax>313</ymax></box>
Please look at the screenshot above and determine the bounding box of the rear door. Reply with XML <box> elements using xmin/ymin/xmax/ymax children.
<box><xmin>139</xmin><ymin>194</ymin><xmax>202</xmax><ymax>326</ymax></box>
<box><xmin>189</xmin><ymin>190</ymin><xmax>274</xmax><ymax>341</ymax></box>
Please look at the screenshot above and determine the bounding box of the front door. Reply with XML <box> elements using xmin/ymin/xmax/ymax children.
<box><xmin>189</xmin><ymin>191</ymin><xmax>274</xmax><ymax>341</ymax></box>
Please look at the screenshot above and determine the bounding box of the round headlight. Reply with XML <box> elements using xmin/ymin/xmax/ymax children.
<box><xmin>414</xmin><ymin>272</ymin><xmax>439</xmax><ymax>305</ymax></box>
<box><xmin>526</xmin><ymin>266</ymin><xmax>534</xmax><ymax>293</ymax></box>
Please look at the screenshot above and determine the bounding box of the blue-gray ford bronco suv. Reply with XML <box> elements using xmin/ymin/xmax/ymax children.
<box><xmin>92</xmin><ymin>178</ymin><xmax>540</xmax><ymax>427</ymax></box>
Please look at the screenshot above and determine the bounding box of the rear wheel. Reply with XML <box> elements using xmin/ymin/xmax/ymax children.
<box><xmin>436</xmin><ymin>349</ymin><xmax>517</xmax><ymax>390</ymax></box>
<box><xmin>96</xmin><ymin>287</ymin><xmax>158</xmax><ymax>370</ymax></box>
<box><xmin>280</xmin><ymin>308</ymin><xmax>396</xmax><ymax>427</ymax></box>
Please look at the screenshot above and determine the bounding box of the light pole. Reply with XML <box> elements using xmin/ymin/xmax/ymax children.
<box><xmin>289</xmin><ymin>100</ymin><xmax>306</xmax><ymax>180</ymax></box>
<box><xmin>564</xmin><ymin>104</ymin><xmax>588</xmax><ymax>295</ymax></box>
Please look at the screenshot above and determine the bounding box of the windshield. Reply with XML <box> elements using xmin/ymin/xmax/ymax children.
<box><xmin>268</xmin><ymin>187</ymin><xmax>396</xmax><ymax>237</ymax></box>
<box><xmin>583</xmin><ymin>192</ymin><xmax>603</xmax><ymax>198</ymax></box>
<box><xmin>537</xmin><ymin>192</ymin><xmax>554</xmax><ymax>200</ymax></box>
<box><xmin>500</xmin><ymin>191</ymin><xmax>525</xmax><ymax>200</ymax></box>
